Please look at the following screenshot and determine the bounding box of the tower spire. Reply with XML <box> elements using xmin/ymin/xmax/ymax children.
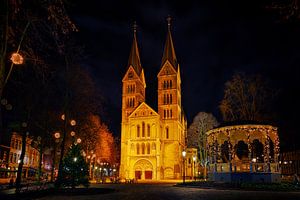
<box><xmin>127</xmin><ymin>21</ymin><xmax>142</xmax><ymax>75</ymax></box>
<box><xmin>161</xmin><ymin>16</ymin><xmax>177</xmax><ymax>69</ymax></box>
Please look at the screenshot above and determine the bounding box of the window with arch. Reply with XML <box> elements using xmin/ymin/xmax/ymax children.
<box><xmin>147</xmin><ymin>143</ymin><xmax>150</xmax><ymax>154</ymax></box>
<box><xmin>166</xmin><ymin>127</ymin><xmax>169</xmax><ymax>139</ymax></box>
<box><xmin>137</xmin><ymin>125</ymin><xmax>140</xmax><ymax>137</ymax></box>
<box><xmin>142</xmin><ymin>143</ymin><xmax>145</xmax><ymax>154</ymax></box>
<box><xmin>147</xmin><ymin>124</ymin><xmax>150</xmax><ymax>137</ymax></box>
<box><xmin>170</xmin><ymin>94</ymin><xmax>172</xmax><ymax>104</ymax></box>
<box><xmin>142</xmin><ymin>122</ymin><xmax>145</xmax><ymax>137</ymax></box>
<box><xmin>137</xmin><ymin>143</ymin><xmax>140</xmax><ymax>154</ymax></box>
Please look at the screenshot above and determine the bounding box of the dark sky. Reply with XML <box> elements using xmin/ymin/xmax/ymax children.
<box><xmin>68</xmin><ymin>0</ymin><xmax>300</xmax><ymax>150</ymax></box>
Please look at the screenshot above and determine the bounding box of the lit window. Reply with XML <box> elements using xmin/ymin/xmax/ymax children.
<box><xmin>166</xmin><ymin>127</ymin><xmax>169</xmax><ymax>139</ymax></box>
<box><xmin>142</xmin><ymin>122</ymin><xmax>145</xmax><ymax>137</ymax></box>
<box><xmin>137</xmin><ymin>125</ymin><xmax>140</xmax><ymax>137</ymax></box>
<box><xmin>147</xmin><ymin>124</ymin><xmax>150</xmax><ymax>137</ymax></box>
<box><xmin>142</xmin><ymin>143</ymin><xmax>145</xmax><ymax>154</ymax></box>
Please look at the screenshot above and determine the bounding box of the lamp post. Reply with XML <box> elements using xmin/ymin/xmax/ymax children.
<box><xmin>193</xmin><ymin>156</ymin><xmax>196</xmax><ymax>181</ymax></box>
<box><xmin>51</xmin><ymin>132</ymin><xmax>61</xmax><ymax>182</ymax></box>
<box><xmin>37</xmin><ymin>136</ymin><xmax>42</xmax><ymax>184</ymax></box>
<box><xmin>182</xmin><ymin>150</ymin><xmax>186</xmax><ymax>184</ymax></box>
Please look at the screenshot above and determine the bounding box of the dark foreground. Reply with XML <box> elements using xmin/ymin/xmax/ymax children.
<box><xmin>32</xmin><ymin>183</ymin><xmax>300</xmax><ymax>200</ymax></box>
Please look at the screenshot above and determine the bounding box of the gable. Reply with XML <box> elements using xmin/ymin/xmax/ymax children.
<box><xmin>129</xmin><ymin>102</ymin><xmax>159</xmax><ymax>118</ymax></box>
<box><xmin>157</xmin><ymin>60</ymin><xmax>177</xmax><ymax>77</ymax></box>
<box><xmin>122</xmin><ymin>66</ymin><xmax>140</xmax><ymax>82</ymax></box>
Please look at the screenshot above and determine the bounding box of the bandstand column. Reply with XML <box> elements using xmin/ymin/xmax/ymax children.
<box><xmin>274</xmin><ymin>135</ymin><xmax>280</xmax><ymax>172</ymax></box>
<box><xmin>247</xmin><ymin>131</ymin><xmax>253</xmax><ymax>173</ymax></box>
<box><xmin>226</xmin><ymin>130</ymin><xmax>232</xmax><ymax>172</ymax></box>
<box><xmin>265</xmin><ymin>129</ymin><xmax>271</xmax><ymax>173</ymax></box>
<box><xmin>213</xmin><ymin>138</ymin><xmax>217</xmax><ymax>173</ymax></box>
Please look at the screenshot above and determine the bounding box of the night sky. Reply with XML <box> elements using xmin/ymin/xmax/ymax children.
<box><xmin>68</xmin><ymin>0</ymin><xmax>300</xmax><ymax>150</ymax></box>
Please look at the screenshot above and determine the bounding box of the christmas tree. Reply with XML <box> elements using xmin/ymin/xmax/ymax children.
<box><xmin>61</xmin><ymin>144</ymin><xmax>89</xmax><ymax>188</ymax></box>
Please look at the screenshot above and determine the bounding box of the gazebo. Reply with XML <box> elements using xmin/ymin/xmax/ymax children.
<box><xmin>206</xmin><ymin>124</ymin><xmax>281</xmax><ymax>183</ymax></box>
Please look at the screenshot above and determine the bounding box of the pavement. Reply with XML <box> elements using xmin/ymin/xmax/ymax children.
<box><xmin>1</xmin><ymin>181</ymin><xmax>300</xmax><ymax>200</ymax></box>
<box><xmin>32</xmin><ymin>183</ymin><xmax>300</xmax><ymax>200</ymax></box>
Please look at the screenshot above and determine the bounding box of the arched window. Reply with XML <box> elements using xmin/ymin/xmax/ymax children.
<box><xmin>137</xmin><ymin>125</ymin><xmax>140</xmax><ymax>137</ymax></box>
<box><xmin>170</xmin><ymin>109</ymin><xmax>172</xmax><ymax>118</ymax></box>
<box><xmin>163</xmin><ymin>94</ymin><xmax>166</xmax><ymax>104</ymax></box>
<box><xmin>147</xmin><ymin>143</ymin><xmax>150</xmax><ymax>154</ymax></box>
<box><xmin>170</xmin><ymin>80</ymin><xmax>172</xmax><ymax>88</ymax></box>
<box><xmin>170</xmin><ymin>94</ymin><xmax>172</xmax><ymax>104</ymax></box>
<box><xmin>167</xmin><ymin>94</ymin><xmax>169</xmax><ymax>104</ymax></box>
<box><xmin>147</xmin><ymin>124</ymin><xmax>150</xmax><ymax>137</ymax></box>
<box><xmin>137</xmin><ymin>143</ymin><xmax>140</xmax><ymax>154</ymax></box>
<box><xmin>132</xmin><ymin>98</ymin><xmax>135</xmax><ymax>107</ymax></box>
<box><xmin>164</xmin><ymin>110</ymin><xmax>166</xmax><ymax>118</ymax></box>
<box><xmin>142</xmin><ymin>122</ymin><xmax>145</xmax><ymax>137</ymax></box>
<box><xmin>166</xmin><ymin>127</ymin><xmax>169</xmax><ymax>139</ymax></box>
<box><xmin>142</xmin><ymin>143</ymin><xmax>145</xmax><ymax>154</ymax></box>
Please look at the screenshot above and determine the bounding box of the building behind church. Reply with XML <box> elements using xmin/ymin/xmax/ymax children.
<box><xmin>119</xmin><ymin>19</ymin><xmax>187</xmax><ymax>181</ymax></box>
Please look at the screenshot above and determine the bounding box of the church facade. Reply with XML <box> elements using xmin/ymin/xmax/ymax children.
<box><xmin>119</xmin><ymin>19</ymin><xmax>187</xmax><ymax>181</ymax></box>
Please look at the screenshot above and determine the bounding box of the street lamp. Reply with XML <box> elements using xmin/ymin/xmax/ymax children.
<box><xmin>51</xmin><ymin>132</ymin><xmax>61</xmax><ymax>182</ymax></box>
<box><xmin>182</xmin><ymin>150</ymin><xmax>186</xmax><ymax>184</ymax></box>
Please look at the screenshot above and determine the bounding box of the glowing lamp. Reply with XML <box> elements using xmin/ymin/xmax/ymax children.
<box><xmin>193</xmin><ymin>156</ymin><xmax>196</xmax><ymax>161</ymax></box>
<box><xmin>70</xmin><ymin>131</ymin><xmax>75</xmax><ymax>137</ymax></box>
<box><xmin>54</xmin><ymin>132</ymin><xmax>61</xmax><ymax>139</ymax></box>
<box><xmin>77</xmin><ymin>138</ymin><xmax>82</xmax><ymax>144</ymax></box>
<box><xmin>10</xmin><ymin>53</ymin><xmax>24</xmax><ymax>65</ymax></box>
<box><xmin>70</xmin><ymin>120</ymin><xmax>76</xmax><ymax>126</ymax></box>
<box><xmin>182</xmin><ymin>150</ymin><xmax>186</xmax><ymax>158</ymax></box>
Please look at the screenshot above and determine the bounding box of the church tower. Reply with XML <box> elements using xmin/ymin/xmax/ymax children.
<box><xmin>121</xmin><ymin>23</ymin><xmax>146</xmax><ymax>122</ymax></box>
<box><xmin>157</xmin><ymin>17</ymin><xmax>186</xmax><ymax>179</ymax></box>
<box><xmin>120</xmin><ymin>23</ymin><xmax>146</xmax><ymax>179</ymax></box>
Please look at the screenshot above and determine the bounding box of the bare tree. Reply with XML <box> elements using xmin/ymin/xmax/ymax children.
<box><xmin>267</xmin><ymin>0</ymin><xmax>300</xmax><ymax>22</ymax></box>
<box><xmin>187</xmin><ymin>112</ymin><xmax>219</xmax><ymax>179</ymax></box>
<box><xmin>219</xmin><ymin>73</ymin><xmax>276</xmax><ymax>122</ymax></box>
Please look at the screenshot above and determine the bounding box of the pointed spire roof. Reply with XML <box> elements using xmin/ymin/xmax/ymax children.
<box><xmin>127</xmin><ymin>22</ymin><xmax>142</xmax><ymax>75</ymax></box>
<box><xmin>161</xmin><ymin>16</ymin><xmax>177</xmax><ymax>69</ymax></box>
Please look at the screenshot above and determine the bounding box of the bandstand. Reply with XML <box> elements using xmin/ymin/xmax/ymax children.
<box><xmin>206</xmin><ymin>124</ymin><xmax>281</xmax><ymax>183</ymax></box>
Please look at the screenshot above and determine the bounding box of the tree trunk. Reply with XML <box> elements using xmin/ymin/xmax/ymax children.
<box><xmin>203</xmin><ymin>165</ymin><xmax>207</xmax><ymax>180</ymax></box>
<box><xmin>15</xmin><ymin>132</ymin><xmax>27</xmax><ymax>193</ymax></box>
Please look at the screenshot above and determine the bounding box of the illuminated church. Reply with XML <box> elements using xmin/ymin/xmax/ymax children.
<box><xmin>120</xmin><ymin>18</ymin><xmax>187</xmax><ymax>180</ymax></box>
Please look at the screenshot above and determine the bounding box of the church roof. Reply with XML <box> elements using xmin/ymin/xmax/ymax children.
<box><xmin>127</xmin><ymin>22</ymin><xmax>142</xmax><ymax>75</ymax></box>
<box><xmin>161</xmin><ymin>17</ymin><xmax>177</xmax><ymax>70</ymax></box>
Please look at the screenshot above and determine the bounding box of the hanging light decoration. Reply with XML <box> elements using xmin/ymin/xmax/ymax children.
<box><xmin>10</xmin><ymin>52</ymin><xmax>24</xmax><ymax>65</ymax></box>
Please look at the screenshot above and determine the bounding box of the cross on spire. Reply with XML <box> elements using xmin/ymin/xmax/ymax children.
<box><xmin>167</xmin><ymin>15</ymin><xmax>172</xmax><ymax>30</ymax></box>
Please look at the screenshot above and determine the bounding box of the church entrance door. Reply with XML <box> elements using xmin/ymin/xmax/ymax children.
<box><xmin>135</xmin><ymin>171</ymin><xmax>142</xmax><ymax>179</ymax></box>
<box><xmin>145</xmin><ymin>171</ymin><xmax>152</xmax><ymax>179</ymax></box>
